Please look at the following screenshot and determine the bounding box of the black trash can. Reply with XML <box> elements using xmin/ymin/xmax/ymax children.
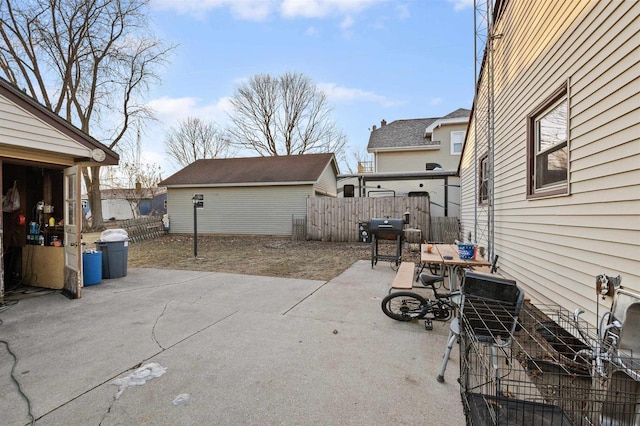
<box><xmin>358</xmin><ymin>221</ymin><xmax>371</xmax><ymax>243</ymax></box>
<box><xmin>96</xmin><ymin>229</ymin><xmax>129</xmax><ymax>279</ymax></box>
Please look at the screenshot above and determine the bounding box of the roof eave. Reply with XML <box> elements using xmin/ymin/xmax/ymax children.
<box><xmin>424</xmin><ymin>117</ymin><xmax>469</xmax><ymax>136</ymax></box>
<box><xmin>161</xmin><ymin>181</ymin><xmax>317</xmax><ymax>189</ymax></box>
<box><xmin>368</xmin><ymin>145</ymin><xmax>441</xmax><ymax>153</ymax></box>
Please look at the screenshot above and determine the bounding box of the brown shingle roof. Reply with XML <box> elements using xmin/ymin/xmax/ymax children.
<box><xmin>159</xmin><ymin>153</ymin><xmax>336</xmax><ymax>186</ymax></box>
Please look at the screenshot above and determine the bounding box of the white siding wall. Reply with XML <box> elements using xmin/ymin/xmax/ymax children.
<box><xmin>0</xmin><ymin>94</ymin><xmax>91</xmax><ymax>157</ymax></box>
<box><xmin>460</xmin><ymin>0</ymin><xmax>640</xmax><ymax>319</ymax></box>
<box><xmin>314</xmin><ymin>162</ymin><xmax>338</xmax><ymax>196</ymax></box>
<box><xmin>376</xmin><ymin>149</ymin><xmax>442</xmax><ymax>173</ymax></box>
<box><xmin>166</xmin><ymin>185</ymin><xmax>314</xmax><ymax>236</ymax></box>
<box><xmin>431</xmin><ymin>123</ymin><xmax>467</xmax><ymax>169</ymax></box>
<box><xmin>375</xmin><ymin>123</ymin><xmax>467</xmax><ymax>173</ymax></box>
<box><xmin>362</xmin><ymin>177</ymin><xmax>460</xmax><ymax>218</ymax></box>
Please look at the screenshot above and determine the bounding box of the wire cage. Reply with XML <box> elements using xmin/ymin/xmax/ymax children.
<box><xmin>459</xmin><ymin>301</ymin><xmax>640</xmax><ymax>425</ymax></box>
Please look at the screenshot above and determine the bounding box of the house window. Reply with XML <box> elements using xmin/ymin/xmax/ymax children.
<box><xmin>343</xmin><ymin>184</ymin><xmax>355</xmax><ymax>197</ymax></box>
<box><xmin>479</xmin><ymin>155</ymin><xmax>489</xmax><ymax>205</ymax></box>
<box><xmin>527</xmin><ymin>84</ymin><xmax>569</xmax><ymax>197</ymax></box>
<box><xmin>450</xmin><ymin>131</ymin><xmax>464</xmax><ymax>155</ymax></box>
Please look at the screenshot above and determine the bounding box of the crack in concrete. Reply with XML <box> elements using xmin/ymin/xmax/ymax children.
<box><xmin>151</xmin><ymin>301</ymin><xmax>171</xmax><ymax>350</ymax></box>
<box><xmin>281</xmin><ymin>280</ymin><xmax>329</xmax><ymax>316</ymax></box>
<box><xmin>37</xmin><ymin>310</ymin><xmax>239</xmax><ymax>425</ymax></box>
<box><xmin>110</xmin><ymin>272</ymin><xmax>219</xmax><ymax>295</ymax></box>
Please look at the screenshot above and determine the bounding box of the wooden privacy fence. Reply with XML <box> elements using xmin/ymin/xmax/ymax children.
<box><xmin>307</xmin><ymin>196</ymin><xmax>430</xmax><ymax>242</ymax></box>
<box><xmin>429</xmin><ymin>216</ymin><xmax>461</xmax><ymax>244</ymax></box>
<box><xmin>116</xmin><ymin>217</ymin><xmax>165</xmax><ymax>243</ymax></box>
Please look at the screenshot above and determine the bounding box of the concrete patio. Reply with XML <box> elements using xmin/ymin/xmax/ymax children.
<box><xmin>0</xmin><ymin>260</ymin><xmax>464</xmax><ymax>425</ymax></box>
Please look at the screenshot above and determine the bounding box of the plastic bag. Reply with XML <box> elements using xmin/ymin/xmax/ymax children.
<box><xmin>2</xmin><ymin>181</ymin><xmax>20</xmax><ymax>213</ymax></box>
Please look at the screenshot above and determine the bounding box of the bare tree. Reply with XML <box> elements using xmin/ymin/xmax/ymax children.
<box><xmin>0</xmin><ymin>0</ymin><xmax>173</xmax><ymax>230</ymax></box>
<box><xmin>227</xmin><ymin>72</ymin><xmax>347</xmax><ymax>157</ymax></box>
<box><xmin>120</xmin><ymin>161</ymin><xmax>163</xmax><ymax>218</ymax></box>
<box><xmin>102</xmin><ymin>136</ymin><xmax>164</xmax><ymax>218</ymax></box>
<box><xmin>164</xmin><ymin>117</ymin><xmax>232</xmax><ymax>167</ymax></box>
<box><xmin>343</xmin><ymin>148</ymin><xmax>373</xmax><ymax>174</ymax></box>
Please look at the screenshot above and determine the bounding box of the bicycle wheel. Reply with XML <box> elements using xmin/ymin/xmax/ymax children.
<box><xmin>381</xmin><ymin>291</ymin><xmax>429</xmax><ymax>321</ymax></box>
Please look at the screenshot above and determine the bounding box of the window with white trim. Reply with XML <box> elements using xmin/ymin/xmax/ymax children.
<box><xmin>450</xmin><ymin>131</ymin><xmax>464</xmax><ymax>155</ymax></box>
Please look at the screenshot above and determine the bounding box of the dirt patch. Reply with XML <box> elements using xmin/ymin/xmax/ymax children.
<box><xmin>122</xmin><ymin>235</ymin><xmax>422</xmax><ymax>281</ymax></box>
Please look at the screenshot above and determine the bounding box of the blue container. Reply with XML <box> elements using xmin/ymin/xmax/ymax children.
<box><xmin>458</xmin><ymin>244</ymin><xmax>476</xmax><ymax>260</ymax></box>
<box><xmin>83</xmin><ymin>251</ymin><xmax>103</xmax><ymax>286</ymax></box>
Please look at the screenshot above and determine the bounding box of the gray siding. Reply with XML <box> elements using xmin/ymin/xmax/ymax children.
<box><xmin>166</xmin><ymin>185</ymin><xmax>313</xmax><ymax>236</ymax></box>
<box><xmin>460</xmin><ymin>0</ymin><xmax>640</xmax><ymax>319</ymax></box>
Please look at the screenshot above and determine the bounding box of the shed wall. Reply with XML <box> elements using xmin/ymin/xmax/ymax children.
<box><xmin>0</xmin><ymin>94</ymin><xmax>91</xmax><ymax>158</ymax></box>
<box><xmin>166</xmin><ymin>185</ymin><xmax>313</xmax><ymax>236</ymax></box>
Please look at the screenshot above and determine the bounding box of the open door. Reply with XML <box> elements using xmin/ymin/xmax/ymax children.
<box><xmin>63</xmin><ymin>166</ymin><xmax>82</xmax><ymax>298</ymax></box>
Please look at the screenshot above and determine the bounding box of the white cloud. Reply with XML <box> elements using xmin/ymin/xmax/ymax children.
<box><xmin>151</xmin><ymin>0</ymin><xmax>275</xmax><ymax>21</ymax></box>
<box><xmin>447</xmin><ymin>0</ymin><xmax>474</xmax><ymax>11</ymax></box>
<box><xmin>340</xmin><ymin>15</ymin><xmax>354</xmax><ymax>29</ymax></box>
<box><xmin>280</xmin><ymin>0</ymin><xmax>387</xmax><ymax>18</ymax></box>
<box><xmin>141</xmin><ymin>96</ymin><xmax>235</xmax><ymax>174</ymax></box>
<box><xmin>304</xmin><ymin>26</ymin><xmax>320</xmax><ymax>36</ymax></box>
<box><xmin>146</xmin><ymin>96</ymin><xmax>234</xmax><ymax>124</ymax></box>
<box><xmin>430</xmin><ymin>97</ymin><xmax>443</xmax><ymax>106</ymax></box>
<box><xmin>396</xmin><ymin>4</ymin><xmax>410</xmax><ymax>19</ymax></box>
<box><xmin>317</xmin><ymin>82</ymin><xmax>402</xmax><ymax>107</ymax></box>
<box><xmin>152</xmin><ymin>0</ymin><xmax>388</xmax><ymax>20</ymax></box>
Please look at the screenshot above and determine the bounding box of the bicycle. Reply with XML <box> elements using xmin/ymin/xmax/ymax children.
<box><xmin>572</xmin><ymin>274</ymin><xmax>639</xmax><ymax>382</ymax></box>
<box><xmin>381</xmin><ymin>272</ymin><xmax>457</xmax><ymax>323</ymax></box>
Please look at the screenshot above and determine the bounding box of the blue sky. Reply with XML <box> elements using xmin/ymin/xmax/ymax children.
<box><xmin>140</xmin><ymin>0</ymin><xmax>475</xmax><ymax>176</ymax></box>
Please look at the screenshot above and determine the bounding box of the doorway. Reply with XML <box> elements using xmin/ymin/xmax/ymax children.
<box><xmin>2</xmin><ymin>162</ymin><xmax>66</xmax><ymax>299</ymax></box>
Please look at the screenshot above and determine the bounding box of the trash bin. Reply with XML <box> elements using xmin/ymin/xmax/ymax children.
<box><xmin>83</xmin><ymin>250</ymin><xmax>102</xmax><ymax>286</ymax></box>
<box><xmin>358</xmin><ymin>221</ymin><xmax>371</xmax><ymax>243</ymax></box>
<box><xmin>96</xmin><ymin>229</ymin><xmax>129</xmax><ymax>279</ymax></box>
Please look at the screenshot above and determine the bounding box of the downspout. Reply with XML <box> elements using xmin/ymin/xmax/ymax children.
<box><xmin>444</xmin><ymin>176</ymin><xmax>449</xmax><ymax>217</ymax></box>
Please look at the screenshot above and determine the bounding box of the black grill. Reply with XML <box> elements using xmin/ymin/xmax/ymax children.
<box><xmin>370</xmin><ymin>218</ymin><xmax>404</xmax><ymax>267</ymax></box>
<box><xmin>369</xmin><ymin>218</ymin><xmax>404</xmax><ymax>240</ymax></box>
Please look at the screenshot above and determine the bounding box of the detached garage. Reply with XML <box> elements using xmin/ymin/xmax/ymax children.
<box><xmin>0</xmin><ymin>77</ymin><xmax>118</xmax><ymax>301</ymax></box>
<box><xmin>160</xmin><ymin>153</ymin><xmax>339</xmax><ymax>236</ymax></box>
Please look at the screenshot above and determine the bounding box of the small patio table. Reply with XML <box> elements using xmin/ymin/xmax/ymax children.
<box><xmin>418</xmin><ymin>244</ymin><xmax>491</xmax><ymax>291</ymax></box>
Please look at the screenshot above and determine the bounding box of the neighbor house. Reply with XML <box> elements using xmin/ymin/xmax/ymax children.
<box><xmin>83</xmin><ymin>186</ymin><xmax>167</xmax><ymax>221</ymax></box>
<box><xmin>159</xmin><ymin>153</ymin><xmax>339</xmax><ymax>236</ymax></box>
<box><xmin>339</xmin><ymin>108</ymin><xmax>470</xmax><ymax>218</ymax></box>
<box><xmin>459</xmin><ymin>0</ymin><xmax>639</xmax><ymax>319</ymax></box>
<box><xmin>0</xmin><ymin>77</ymin><xmax>118</xmax><ymax>301</ymax></box>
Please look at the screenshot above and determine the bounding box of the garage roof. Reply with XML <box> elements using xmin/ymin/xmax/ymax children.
<box><xmin>160</xmin><ymin>153</ymin><xmax>337</xmax><ymax>187</ymax></box>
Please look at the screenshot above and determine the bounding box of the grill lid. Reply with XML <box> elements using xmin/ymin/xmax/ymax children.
<box><xmin>369</xmin><ymin>218</ymin><xmax>404</xmax><ymax>235</ymax></box>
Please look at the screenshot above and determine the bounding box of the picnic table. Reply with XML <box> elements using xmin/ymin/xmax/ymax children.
<box><xmin>418</xmin><ymin>244</ymin><xmax>491</xmax><ymax>291</ymax></box>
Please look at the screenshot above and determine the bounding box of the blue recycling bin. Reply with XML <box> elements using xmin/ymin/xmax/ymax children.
<box><xmin>83</xmin><ymin>251</ymin><xmax>102</xmax><ymax>286</ymax></box>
